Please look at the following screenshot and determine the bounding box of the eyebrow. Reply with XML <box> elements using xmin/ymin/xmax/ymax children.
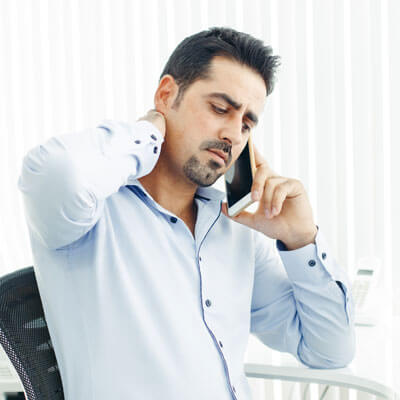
<box><xmin>205</xmin><ymin>92</ymin><xmax>259</xmax><ymax>126</ymax></box>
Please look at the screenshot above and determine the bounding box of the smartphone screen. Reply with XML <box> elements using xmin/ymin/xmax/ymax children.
<box><xmin>224</xmin><ymin>142</ymin><xmax>253</xmax><ymax>208</ymax></box>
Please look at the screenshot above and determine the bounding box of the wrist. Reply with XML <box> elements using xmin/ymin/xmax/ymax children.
<box><xmin>280</xmin><ymin>225</ymin><xmax>318</xmax><ymax>250</ymax></box>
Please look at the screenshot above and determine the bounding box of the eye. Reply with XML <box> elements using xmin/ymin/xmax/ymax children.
<box><xmin>242</xmin><ymin>123</ymin><xmax>251</xmax><ymax>132</ymax></box>
<box><xmin>211</xmin><ymin>104</ymin><xmax>228</xmax><ymax>114</ymax></box>
<box><xmin>211</xmin><ymin>104</ymin><xmax>251</xmax><ymax>133</ymax></box>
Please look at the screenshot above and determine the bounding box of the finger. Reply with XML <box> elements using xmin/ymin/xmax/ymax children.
<box><xmin>251</xmin><ymin>164</ymin><xmax>269</xmax><ymax>201</ymax></box>
<box><xmin>252</xmin><ymin>145</ymin><xmax>266</xmax><ymax>169</ymax></box>
<box><xmin>270</xmin><ymin>182</ymin><xmax>290</xmax><ymax>216</ymax></box>
<box><xmin>261</xmin><ymin>177</ymin><xmax>287</xmax><ymax>218</ymax></box>
<box><xmin>151</xmin><ymin>108</ymin><xmax>165</xmax><ymax>117</ymax></box>
<box><xmin>221</xmin><ymin>202</ymin><xmax>254</xmax><ymax>225</ymax></box>
<box><xmin>251</xmin><ymin>164</ymin><xmax>282</xmax><ymax>202</ymax></box>
<box><xmin>250</xmin><ymin>145</ymin><xmax>281</xmax><ymax>200</ymax></box>
<box><xmin>262</xmin><ymin>178</ymin><xmax>276</xmax><ymax>218</ymax></box>
<box><xmin>272</xmin><ymin>179</ymin><xmax>304</xmax><ymax>215</ymax></box>
<box><xmin>229</xmin><ymin>209</ymin><xmax>254</xmax><ymax>226</ymax></box>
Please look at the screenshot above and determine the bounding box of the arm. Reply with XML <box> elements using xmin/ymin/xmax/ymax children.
<box><xmin>250</xmin><ymin>228</ymin><xmax>356</xmax><ymax>368</ymax></box>
<box><xmin>221</xmin><ymin>143</ymin><xmax>355</xmax><ymax>367</ymax></box>
<box><xmin>18</xmin><ymin>112</ymin><xmax>165</xmax><ymax>250</ymax></box>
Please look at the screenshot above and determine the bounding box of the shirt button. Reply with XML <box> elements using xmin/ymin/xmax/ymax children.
<box><xmin>205</xmin><ymin>299</ymin><xmax>211</xmax><ymax>307</ymax></box>
<box><xmin>219</xmin><ymin>340</ymin><xmax>223</xmax><ymax>348</ymax></box>
<box><xmin>232</xmin><ymin>386</ymin><xmax>236</xmax><ymax>393</ymax></box>
<box><xmin>150</xmin><ymin>134</ymin><xmax>157</xmax><ymax>140</ymax></box>
<box><xmin>322</xmin><ymin>252</ymin><xmax>327</xmax><ymax>260</ymax></box>
<box><xmin>134</xmin><ymin>139</ymin><xmax>141</xmax><ymax>144</ymax></box>
<box><xmin>308</xmin><ymin>259</ymin><xmax>316</xmax><ymax>267</ymax></box>
<box><xmin>170</xmin><ymin>217</ymin><xmax>177</xmax><ymax>223</ymax></box>
<box><xmin>153</xmin><ymin>146</ymin><xmax>158</xmax><ymax>154</ymax></box>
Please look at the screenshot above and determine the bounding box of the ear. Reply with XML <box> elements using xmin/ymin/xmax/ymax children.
<box><xmin>154</xmin><ymin>75</ymin><xmax>179</xmax><ymax>114</ymax></box>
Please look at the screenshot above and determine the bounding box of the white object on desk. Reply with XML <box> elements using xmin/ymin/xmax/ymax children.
<box><xmin>352</xmin><ymin>256</ymin><xmax>382</xmax><ymax>326</ymax></box>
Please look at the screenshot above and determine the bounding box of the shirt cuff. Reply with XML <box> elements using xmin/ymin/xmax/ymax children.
<box><xmin>132</xmin><ymin>120</ymin><xmax>165</xmax><ymax>143</ymax></box>
<box><xmin>95</xmin><ymin>119</ymin><xmax>164</xmax><ymax>184</ymax></box>
<box><xmin>276</xmin><ymin>226</ymin><xmax>348</xmax><ymax>284</ymax></box>
<box><xmin>275</xmin><ymin>226</ymin><xmax>354</xmax><ymax>324</ymax></box>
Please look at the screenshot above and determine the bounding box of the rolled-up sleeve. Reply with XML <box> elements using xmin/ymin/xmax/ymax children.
<box><xmin>250</xmin><ymin>227</ymin><xmax>356</xmax><ymax>368</ymax></box>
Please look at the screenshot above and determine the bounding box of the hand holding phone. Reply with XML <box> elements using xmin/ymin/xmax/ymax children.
<box><xmin>222</xmin><ymin>138</ymin><xmax>317</xmax><ymax>249</ymax></box>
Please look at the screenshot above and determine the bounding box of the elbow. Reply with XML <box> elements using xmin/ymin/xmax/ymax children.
<box><xmin>18</xmin><ymin>137</ymin><xmax>68</xmax><ymax>192</ymax></box>
<box><xmin>299</xmin><ymin>348</ymin><xmax>355</xmax><ymax>369</ymax></box>
<box><xmin>298</xmin><ymin>327</ymin><xmax>356</xmax><ymax>369</ymax></box>
<box><xmin>18</xmin><ymin>138</ymin><xmax>95</xmax><ymax>250</ymax></box>
<box><xmin>317</xmin><ymin>345</ymin><xmax>355</xmax><ymax>369</ymax></box>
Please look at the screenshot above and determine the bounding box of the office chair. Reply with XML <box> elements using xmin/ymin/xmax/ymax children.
<box><xmin>0</xmin><ymin>266</ymin><xmax>64</xmax><ymax>400</ymax></box>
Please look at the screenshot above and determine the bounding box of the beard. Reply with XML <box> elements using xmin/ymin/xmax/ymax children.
<box><xmin>182</xmin><ymin>155</ymin><xmax>224</xmax><ymax>187</ymax></box>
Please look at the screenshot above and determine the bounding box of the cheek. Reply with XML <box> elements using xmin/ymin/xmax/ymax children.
<box><xmin>170</xmin><ymin>104</ymin><xmax>219</xmax><ymax>152</ymax></box>
<box><xmin>190</xmin><ymin>106</ymin><xmax>217</xmax><ymax>132</ymax></box>
<box><xmin>176</xmin><ymin>114</ymin><xmax>215</xmax><ymax>150</ymax></box>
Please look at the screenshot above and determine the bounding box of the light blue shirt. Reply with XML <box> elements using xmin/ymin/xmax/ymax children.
<box><xmin>18</xmin><ymin>119</ymin><xmax>355</xmax><ymax>400</ymax></box>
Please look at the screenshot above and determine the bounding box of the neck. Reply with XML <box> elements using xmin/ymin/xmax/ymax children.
<box><xmin>138</xmin><ymin>157</ymin><xmax>198</xmax><ymax>221</ymax></box>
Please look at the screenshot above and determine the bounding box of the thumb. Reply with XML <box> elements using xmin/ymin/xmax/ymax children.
<box><xmin>221</xmin><ymin>202</ymin><xmax>254</xmax><ymax>226</ymax></box>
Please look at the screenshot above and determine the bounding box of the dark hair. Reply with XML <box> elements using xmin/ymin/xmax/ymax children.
<box><xmin>159</xmin><ymin>26</ymin><xmax>281</xmax><ymax>107</ymax></box>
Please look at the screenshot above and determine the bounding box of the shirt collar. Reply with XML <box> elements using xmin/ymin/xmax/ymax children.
<box><xmin>194</xmin><ymin>185</ymin><xmax>226</xmax><ymax>201</ymax></box>
<box><xmin>129</xmin><ymin>179</ymin><xmax>226</xmax><ymax>202</ymax></box>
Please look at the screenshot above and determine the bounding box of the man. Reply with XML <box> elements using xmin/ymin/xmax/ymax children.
<box><xmin>18</xmin><ymin>27</ymin><xmax>355</xmax><ymax>400</ymax></box>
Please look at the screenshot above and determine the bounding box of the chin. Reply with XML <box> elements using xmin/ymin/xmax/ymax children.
<box><xmin>196</xmin><ymin>181</ymin><xmax>216</xmax><ymax>188</ymax></box>
<box><xmin>191</xmin><ymin>171</ymin><xmax>223</xmax><ymax>187</ymax></box>
<box><xmin>183</xmin><ymin>156</ymin><xmax>223</xmax><ymax>187</ymax></box>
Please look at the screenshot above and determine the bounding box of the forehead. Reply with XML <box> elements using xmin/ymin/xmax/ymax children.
<box><xmin>195</xmin><ymin>56</ymin><xmax>267</xmax><ymax>114</ymax></box>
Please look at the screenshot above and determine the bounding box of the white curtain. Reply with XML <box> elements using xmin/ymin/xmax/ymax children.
<box><xmin>0</xmin><ymin>0</ymin><xmax>399</xmax><ymax>398</ymax></box>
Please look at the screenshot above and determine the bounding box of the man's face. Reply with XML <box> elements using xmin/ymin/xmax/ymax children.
<box><xmin>159</xmin><ymin>56</ymin><xmax>266</xmax><ymax>187</ymax></box>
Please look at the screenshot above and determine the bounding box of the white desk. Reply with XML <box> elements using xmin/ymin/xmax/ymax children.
<box><xmin>244</xmin><ymin>317</ymin><xmax>400</xmax><ymax>399</ymax></box>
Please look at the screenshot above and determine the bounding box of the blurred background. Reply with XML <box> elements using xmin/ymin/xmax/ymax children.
<box><xmin>0</xmin><ymin>0</ymin><xmax>399</xmax><ymax>399</ymax></box>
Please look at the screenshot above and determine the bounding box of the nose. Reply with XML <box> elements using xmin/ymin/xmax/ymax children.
<box><xmin>218</xmin><ymin>118</ymin><xmax>243</xmax><ymax>147</ymax></box>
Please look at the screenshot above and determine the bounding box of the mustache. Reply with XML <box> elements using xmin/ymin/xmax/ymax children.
<box><xmin>200</xmin><ymin>141</ymin><xmax>231</xmax><ymax>161</ymax></box>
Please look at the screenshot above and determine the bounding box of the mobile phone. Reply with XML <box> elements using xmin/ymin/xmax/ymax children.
<box><xmin>224</xmin><ymin>134</ymin><xmax>256</xmax><ymax>217</ymax></box>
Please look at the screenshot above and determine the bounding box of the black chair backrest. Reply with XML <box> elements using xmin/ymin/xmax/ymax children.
<box><xmin>0</xmin><ymin>266</ymin><xmax>64</xmax><ymax>399</ymax></box>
